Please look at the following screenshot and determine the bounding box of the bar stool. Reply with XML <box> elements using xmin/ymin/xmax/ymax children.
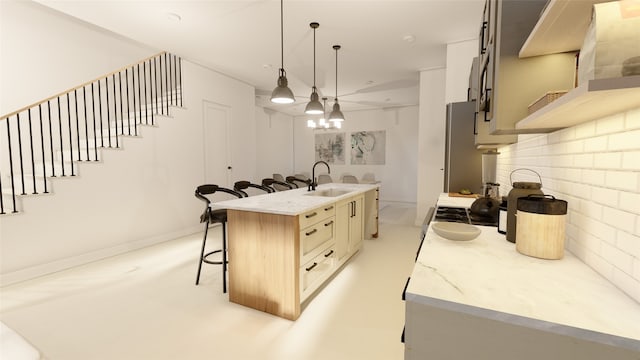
<box><xmin>262</xmin><ymin>178</ymin><xmax>293</xmax><ymax>191</ymax></box>
<box><xmin>194</xmin><ymin>184</ymin><xmax>243</xmax><ymax>292</ymax></box>
<box><xmin>234</xmin><ymin>180</ymin><xmax>273</xmax><ymax>197</ymax></box>
<box><xmin>286</xmin><ymin>176</ymin><xmax>311</xmax><ymax>188</ymax></box>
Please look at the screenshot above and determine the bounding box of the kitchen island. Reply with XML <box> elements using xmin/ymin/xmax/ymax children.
<box><xmin>214</xmin><ymin>183</ymin><xmax>379</xmax><ymax>320</ymax></box>
<box><xmin>404</xmin><ymin>194</ymin><xmax>640</xmax><ymax>359</ymax></box>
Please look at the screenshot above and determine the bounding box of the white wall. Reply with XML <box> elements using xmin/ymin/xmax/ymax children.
<box><xmin>254</xmin><ymin>107</ymin><xmax>295</xmax><ymax>180</ymax></box>
<box><xmin>293</xmin><ymin>107</ymin><xmax>419</xmax><ymax>203</ymax></box>
<box><xmin>0</xmin><ymin>3</ymin><xmax>256</xmax><ymax>284</ymax></box>
<box><xmin>416</xmin><ymin>68</ymin><xmax>446</xmax><ymax>224</ymax></box>
<box><xmin>0</xmin><ymin>0</ymin><xmax>157</xmax><ymax>115</ymax></box>
<box><xmin>445</xmin><ymin>40</ymin><xmax>477</xmax><ymax>104</ymax></box>
<box><xmin>496</xmin><ymin>108</ymin><xmax>640</xmax><ymax>303</ymax></box>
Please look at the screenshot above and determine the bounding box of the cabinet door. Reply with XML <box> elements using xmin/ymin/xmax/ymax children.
<box><xmin>349</xmin><ymin>196</ymin><xmax>364</xmax><ymax>253</ymax></box>
<box><xmin>335</xmin><ymin>199</ymin><xmax>350</xmax><ymax>261</ymax></box>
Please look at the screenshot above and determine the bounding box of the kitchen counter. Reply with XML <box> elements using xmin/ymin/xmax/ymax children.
<box><xmin>404</xmin><ymin>194</ymin><xmax>640</xmax><ymax>359</ymax></box>
<box><xmin>213</xmin><ymin>183</ymin><xmax>378</xmax><ymax>215</ymax></box>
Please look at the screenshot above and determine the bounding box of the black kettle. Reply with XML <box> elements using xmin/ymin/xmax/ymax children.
<box><xmin>470</xmin><ymin>196</ymin><xmax>500</xmax><ymax>219</ymax></box>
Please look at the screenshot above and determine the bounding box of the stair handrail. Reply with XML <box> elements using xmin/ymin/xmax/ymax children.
<box><xmin>0</xmin><ymin>51</ymin><xmax>167</xmax><ymax>120</ymax></box>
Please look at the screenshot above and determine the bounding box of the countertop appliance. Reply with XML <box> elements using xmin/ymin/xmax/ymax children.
<box><xmin>434</xmin><ymin>206</ymin><xmax>498</xmax><ymax>227</ymax></box>
<box><xmin>444</xmin><ymin>101</ymin><xmax>483</xmax><ymax>195</ymax></box>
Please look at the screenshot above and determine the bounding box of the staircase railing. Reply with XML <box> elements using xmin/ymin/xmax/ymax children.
<box><xmin>0</xmin><ymin>51</ymin><xmax>183</xmax><ymax>214</ymax></box>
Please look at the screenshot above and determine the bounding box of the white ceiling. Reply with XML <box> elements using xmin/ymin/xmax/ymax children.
<box><xmin>35</xmin><ymin>0</ymin><xmax>484</xmax><ymax>116</ymax></box>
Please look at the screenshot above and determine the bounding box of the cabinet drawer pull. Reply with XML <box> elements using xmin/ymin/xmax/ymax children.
<box><xmin>305</xmin><ymin>262</ymin><xmax>318</xmax><ymax>271</ymax></box>
<box><xmin>305</xmin><ymin>212</ymin><xmax>317</xmax><ymax>219</ymax></box>
<box><xmin>324</xmin><ymin>205</ymin><xmax>334</xmax><ymax>211</ymax></box>
<box><xmin>324</xmin><ymin>220</ymin><xmax>334</xmax><ymax>227</ymax></box>
<box><xmin>324</xmin><ymin>250</ymin><xmax>334</xmax><ymax>257</ymax></box>
<box><xmin>305</xmin><ymin>229</ymin><xmax>318</xmax><ymax>236</ymax></box>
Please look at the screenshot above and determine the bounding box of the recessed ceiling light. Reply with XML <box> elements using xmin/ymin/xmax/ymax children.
<box><xmin>403</xmin><ymin>34</ymin><xmax>416</xmax><ymax>43</ymax></box>
<box><xmin>166</xmin><ymin>13</ymin><xmax>181</xmax><ymax>22</ymax></box>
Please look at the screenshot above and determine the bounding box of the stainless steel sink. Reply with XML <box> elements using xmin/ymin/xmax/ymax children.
<box><xmin>305</xmin><ymin>189</ymin><xmax>352</xmax><ymax>197</ymax></box>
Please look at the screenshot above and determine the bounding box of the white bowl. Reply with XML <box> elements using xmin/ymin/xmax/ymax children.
<box><xmin>431</xmin><ymin>222</ymin><xmax>481</xmax><ymax>241</ymax></box>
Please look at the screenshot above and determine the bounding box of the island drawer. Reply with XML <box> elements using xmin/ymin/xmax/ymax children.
<box><xmin>300</xmin><ymin>243</ymin><xmax>336</xmax><ymax>300</ymax></box>
<box><xmin>299</xmin><ymin>204</ymin><xmax>335</xmax><ymax>229</ymax></box>
<box><xmin>300</xmin><ymin>217</ymin><xmax>335</xmax><ymax>264</ymax></box>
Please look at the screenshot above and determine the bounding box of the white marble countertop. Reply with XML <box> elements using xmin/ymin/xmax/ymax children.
<box><xmin>406</xmin><ymin>194</ymin><xmax>640</xmax><ymax>351</ymax></box>
<box><xmin>212</xmin><ymin>183</ymin><xmax>379</xmax><ymax>216</ymax></box>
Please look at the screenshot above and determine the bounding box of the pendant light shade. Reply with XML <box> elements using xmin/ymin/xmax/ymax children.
<box><xmin>305</xmin><ymin>22</ymin><xmax>324</xmax><ymax>115</ymax></box>
<box><xmin>270</xmin><ymin>0</ymin><xmax>295</xmax><ymax>104</ymax></box>
<box><xmin>328</xmin><ymin>45</ymin><xmax>345</xmax><ymax>122</ymax></box>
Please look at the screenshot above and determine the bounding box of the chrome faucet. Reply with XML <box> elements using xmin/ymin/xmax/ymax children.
<box><xmin>309</xmin><ymin>161</ymin><xmax>330</xmax><ymax>191</ymax></box>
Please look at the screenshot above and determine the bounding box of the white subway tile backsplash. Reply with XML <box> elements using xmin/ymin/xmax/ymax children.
<box><xmin>621</xmin><ymin>151</ymin><xmax>640</xmax><ymax>170</ymax></box>
<box><xmin>579</xmin><ymin>199</ymin><xmax>603</xmax><ymax>220</ymax></box>
<box><xmin>581</xmin><ymin>169</ymin><xmax>606</xmax><ymax>187</ymax></box>
<box><xmin>616</xmin><ymin>230</ymin><xmax>640</xmax><ymax>258</ymax></box>
<box><xmin>608</xmin><ymin>130</ymin><xmax>640</xmax><ymax>151</ymax></box>
<box><xmin>602</xmin><ymin>206</ymin><xmax>636</xmax><ymax>234</ymax></box>
<box><xmin>591</xmin><ymin>186</ymin><xmax>619</xmax><ymax>207</ymax></box>
<box><xmin>601</xmin><ymin>241</ymin><xmax>634</xmax><ymax>275</ymax></box>
<box><xmin>584</xmin><ymin>136</ymin><xmax>608</xmax><ymax>152</ymax></box>
<box><xmin>573</xmin><ymin>153</ymin><xmax>594</xmax><ymax>168</ymax></box>
<box><xmin>605</xmin><ymin>170</ymin><xmax>638</xmax><ymax>192</ymax></box>
<box><xmin>594</xmin><ymin>152</ymin><xmax>622</xmax><ymax>169</ymax></box>
<box><xmin>625</xmin><ymin>108</ymin><xmax>640</xmax><ymax>129</ymax></box>
<box><xmin>619</xmin><ymin>191</ymin><xmax>640</xmax><ymax>215</ymax></box>
<box><xmin>498</xmin><ymin>108</ymin><xmax>640</xmax><ymax>302</ymax></box>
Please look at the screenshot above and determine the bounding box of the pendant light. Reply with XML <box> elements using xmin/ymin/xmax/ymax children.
<box><xmin>304</xmin><ymin>22</ymin><xmax>324</xmax><ymax>115</ymax></box>
<box><xmin>270</xmin><ymin>0</ymin><xmax>295</xmax><ymax>104</ymax></box>
<box><xmin>307</xmin><ymin>97</ymin><xmax>341</xmax><ymax>129</ymax></box>
<box><xmin>328</xmin><ymin>45</ymin><xmax>345</xmax><ymax>122</ymax></box>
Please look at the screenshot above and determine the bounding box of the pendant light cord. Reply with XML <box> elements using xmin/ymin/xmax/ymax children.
<box><xmin>313</xmin><ymin>26</ymin><xmax>316</xmax><ymax>88</ymax></box>
<box><xmin>280</xmin><ymin>0</ymin><xmax>284</xmax><ymax>71</ymax></box>
<box><xmin>335</xmin><ymin>46</ymin><xmax>338</xmax><ymax>101</ymax></box>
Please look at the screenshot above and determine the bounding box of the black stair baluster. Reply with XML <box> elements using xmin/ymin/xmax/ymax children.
<box><xmin>98</xmin><ymin>80</ymin><xmax>104</xmax><ymax>148</ymax></box>
<box><xmin>159</xmin><ymin>55</ymin><xmax>168</xmax><ymax>115</ymax></box>
<box><xmin>16</xmin><ymin>113</ymin><xmax>26</xmax><ymax>194</ymax></box>
<box><xmin>57</xmin><ymin>97</ymin><xmax>65</xmax><ymax>176</ymax></box>
<box><xmin>178</xmin><ymin>56</ymin><xmax>183</xmax><ymax>107</ymax></box>
<box><xmin>154</xmin><ymin>56</ymin><xmax>160</xmax><ymax>116</ymax></box>
<box><xmin>147</xmin><ymin>59</ymin><xmax>154</xmax><ymax>126</ymax></box>
<box><xmin>112</xmin><ymin>74</ymin><xmax>118</xmax><ymax>148</ymax></box>
<box><xmin>5</xmin><ymin>117</ymin><xmax>18</xmax><ymax>212</ymax></box>
<box><xmin>168</xmin><ymin>54</ymin><xmax>173</xmax><ymax>106</ymax></box>
<box><xmin>118</xmin><ymin>72</ymin><xmax>126</xmax><ymax>136</ymax></box>
<box><xmin>83</xmin><ymin>87</ymin><xmax>89</xmax><ymax>161</ymax></box>
<box><xmin>27</xmin><ymin>108</ymin><xmax>37</xmax><ymax>194</ymax></box>
<box><xmin>104</xmin><ymin>76</ymin><xmax>111</xmax><ymax>147</ymax></box>
<box><xmin>47</xmin><ymin>101</ymin><xmax>55</xmax><ymax>177</ymax></box>
<box><xmin>67</xmin><ymin>93</ymin><xmax>75</xmax><ymax>176</ymax></box>
<box><xmin>137</xmin><ymin>63</ymin><xmax>143</xmax><ymax>125</ymax></box>
<box><xmin>91</xmin><ymin>83</ymin><xmax>98</xmax><ymax>161</ymax></box>
<box><xmin>164</xmin><ymin>53</ymin><xmax>171</xmax><ymax>116</ymax></box>
<box><xmin>0</xmin><ymin>165</ymin><xmax>4</xmax><ymax>214</ymax></box>
<box><xmin>132</xmin><ymin>66</ymin><xmax>137</xmax><ymax>129</ymax></box>
<box><xmin>143</xmin><ymin>60</ymin><xmax>148</xmax><ymax>127</ymax></box>
<box><xmin>125</xmin><ymin>68</ymin><xmax>131</xmax><ymax>135</ymax></box>
<box><xmin>173</xmin><ymin>54</ymin><xmax>177</xmax><ymax>106</ymax></box>
<box><xmin>38</xmin><ymin>104</ymin><xmax>48</xmax><ymax>193</ymax></box>
<box><xmin>73</xmin><ymin>89</ymin><xmax>82</xmax><ymax>161</ymax></box>
<box><xmin>74</xmin><ymin>89</ymin><xmax>80</xmax><ymax>162</ymax></box>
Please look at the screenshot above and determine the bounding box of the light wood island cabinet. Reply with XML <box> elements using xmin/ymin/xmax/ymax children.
<box><xmin>216</xmin><ymin>184</ymin><xmax>378</xmax><ymax>320</ymax></box>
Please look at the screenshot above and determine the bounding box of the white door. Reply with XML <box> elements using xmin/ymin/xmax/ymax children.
<box><xmin>203</xmin><ymin>101</ymin><xmax>231</xmax><ymax>187</ymax></box>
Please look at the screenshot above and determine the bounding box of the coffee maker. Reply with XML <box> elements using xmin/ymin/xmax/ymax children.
<box><xmin>481</xmin><ymin>150</ymin><xmax>500</xmax><ymax>199</ymax></box>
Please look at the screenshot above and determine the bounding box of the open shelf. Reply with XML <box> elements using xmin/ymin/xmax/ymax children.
<box><xmin>515</xmin><ymin>75</ymin><xmax>640</xmax><ymax>132</ymax></box>
<box><xmin>519</xmin><ymin>0</ymin><xmax>608</xmax><ymax>58</ymax></box>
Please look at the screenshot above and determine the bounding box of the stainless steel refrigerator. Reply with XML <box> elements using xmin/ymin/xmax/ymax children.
<box><xmin>444</xmin><ymin>101</ymin><xmax>483</xmax><ymax>195</ymax></box>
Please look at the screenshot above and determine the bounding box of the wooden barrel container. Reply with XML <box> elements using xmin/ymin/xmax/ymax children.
<box><xmin>516</xmin><ymin>195</ymin><xmax>568</xmax><ymax>260</ymax></box>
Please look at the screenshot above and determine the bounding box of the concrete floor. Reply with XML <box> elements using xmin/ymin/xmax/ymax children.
<box><xmin>1</xmin><ymin>203</ymin><xmax>420</xmax><ymax>360</ymax></box>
